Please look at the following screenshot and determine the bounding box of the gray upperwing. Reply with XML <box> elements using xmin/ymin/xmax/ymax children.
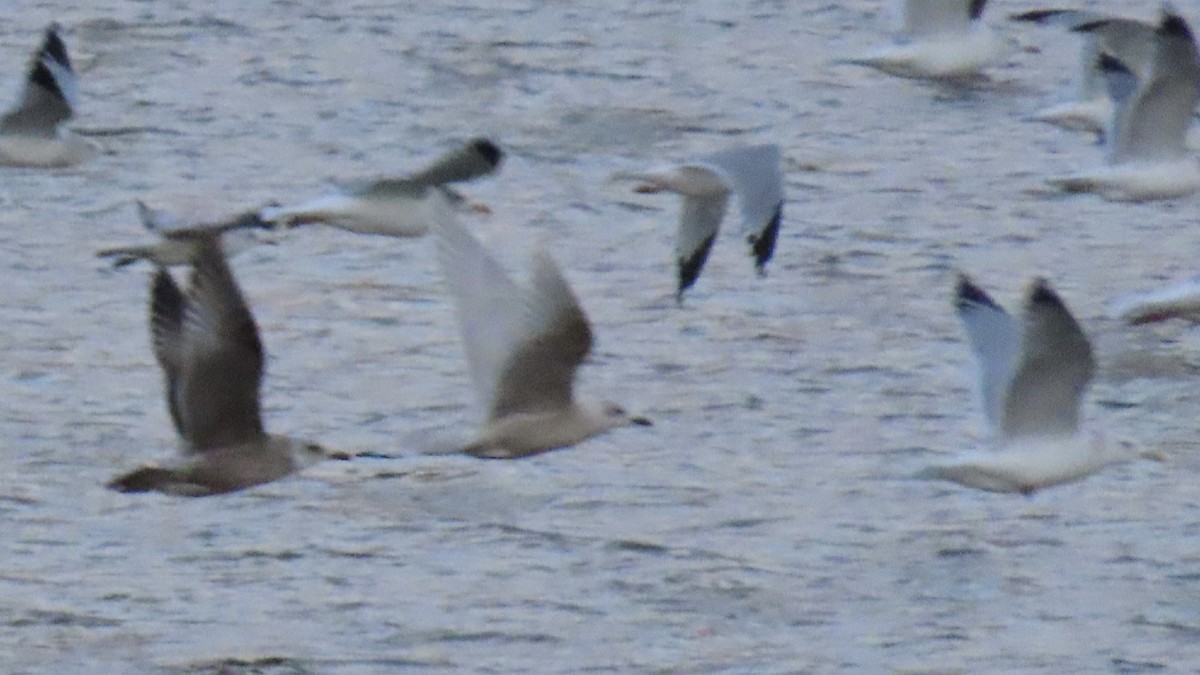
<box><xmin>954</xmin><ymin>274</ymin><xmax>1020</xmax><ymax>432</ymax></box>
<box><xmin>1112</xmin><ymin>11</ymin><xmax>1200</xmax><ymax>163</ymax></box>
<box><xmin>1000</xmin><ymin>279</ymin><xmax>1096</xmax><ymax>439</ymax></box>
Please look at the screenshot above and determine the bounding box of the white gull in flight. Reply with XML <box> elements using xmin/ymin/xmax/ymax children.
<box><xmin>432</xmin><ymin>209</ymin><xmax>651</xmax><ymax>459</ymax></box>
<box><xmin>260</xmin><ymin>137</ymin><xmax>503</xmax><ymax>236</ymax></box>
<box><xmin>107</xmin><ymin>235</ymin><xmax>344</xmax><ymax>496</ymax></box>
<box><xmin>620</xmin><ymin>144</ymin><xmax>783</xmax><ymax>303</ymax></box>
<box><xmin>845</xmin><ymin>0</ymin><xmax>1003</xmax><ymax>80</ymax></box>
<box><xmin>1048</xmin><ymin>8</ymin><xmax>1200</xmax><ymax>201</ymax></box>
<box><xmin>1011</xmin><ymin>8</ymin><xmax>1157</xmax><ymax>134</ymax></box>
<box><xmin>917</xmin><ymin>274</ymin><xmax>1125</xmax><ymax>494</ymax></box>
<box><xmin>0</xmin><ymin>24</ymin><xmax>98</xmax><ymax>167</ymax></box>
<box><xmin>1110</xmin><ymin>275</ymin><xmax>1200</xmax><ymax>324</ymax></box>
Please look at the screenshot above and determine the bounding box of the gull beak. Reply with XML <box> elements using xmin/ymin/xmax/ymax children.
<box><xmin>632</xmin><ymin>182</ymin><xmax>663</xmax><ymax>194</ymax></box>
<box><xmin>629</xmin><ymin>416</ymin><xmax>653</xmax><ymax>427</ymax></box>
<box><xmin>1139</xmin><ymin>449</ymin><xmax>1169</xmax><ymax>463</ymax></box>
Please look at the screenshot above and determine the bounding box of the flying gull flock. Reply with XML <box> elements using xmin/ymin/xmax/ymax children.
<box><xmin>4</xmin><ymin>2</ymin><xmax>1199</xmax><ymax>497</ymax></box>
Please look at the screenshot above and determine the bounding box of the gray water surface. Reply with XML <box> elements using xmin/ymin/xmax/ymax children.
<box><xmin>4</xmin><ymin>1</ymin><xmax>1200</xmax><ymax>672</ymax></box>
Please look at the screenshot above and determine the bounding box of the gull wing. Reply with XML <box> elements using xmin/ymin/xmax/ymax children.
<box><xmin>1106</xmin><ymin>12</ymin><xmax>1200</xmax><ymax>164</ymax></box>
<box><xmin>149</xmin><ymin>268</ymin><xmax>188</xmax><ymax>437</ymax></box>
<box><xmin>434</xmin><ymin>210</ymin><xmax>544</xmax><ymax>419</ymax></box>
<box><xmin>896</xmin><ymin>0</ymin><xmax>984</xmax><ymax>39</ymax></box>
<box><xmin>1017</xmin><ymin>11</ymin><xmax>1157</xmax><ymax>100</ymax></box>
<box><xmin>702</xmin><ymin>144</ymin><xmax>784</xmax><ymax>274</ymax></box>
<box><xmin>954</xmin><ymin>274</ymin><xmax>1020</xmax><ymax>431</ymax></box>
<box><xmin>487</xmin><ymin>251</ymin><xmax>593</xmax><ymax>420</ymax></box>
<box><xmin>161</xmin><ymin>238</ymin><xmax>266</xmax><ymax>452</ymax></box>
<box><xmin>1000</xmin><ymin>279</ymin><xmax>1095</xmax><ymax>439</ymax></box>
<box><xmin>0</xmin><ymin>25</ymin><xmax>77</xmax><ymax>137</ymax></box>
<box><xmin>409</xmin><ymin>138</ymin><xmax>504</xmax><ymax>186</ymax></box>
<box><xmin>674</xmin><ymin>176</ymin><xmax>728</xmax><ymax>301</ymax></box>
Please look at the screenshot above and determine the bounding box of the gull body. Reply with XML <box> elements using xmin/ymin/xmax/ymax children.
<box><xmin>107</xmin><ymin>236</ymin><xmax>338</xmax><ymax>496</ymax></box>
<box><xmin>97</xmin><ymin>201</ymin><xmax>271</xmax><ymax>268</ymax></box>
<box><xmin>0</xmin><ymin>24</ymin><xmax>98</xmax><ymax>168</ymax></box>
<box><xmin>1110</xmin><ymin>275</ymin><xmax>1200</xmax><ymax>324</ymax></box>
<box><xmin>1013</xmin><ymin>9</ymin><xmax>1157</xmax><ymax>134</ymax></box>
<box><xmin>261</xmin><ymin>138</ymin><xmax>503</xmax><ymax>236</ymax></box>
<box><xmin>1049</xmin><ymin>9</ymin><xmax>1200</xmax><ymax>200</ymax></box>
<box><xmin>918</xmin><ymin>275</ymin><xmax>1123</xmax><ymax>495</ymax></box>
<box><xmin>624</xmin><ymin>144</ymin><xmax>783</xmax><ymax>302</ymax></box>
<box><xmin>433</xmin><ymin>209</ymin><xmax>650</xmax><ymax>459</ymax></box>
<box><xmin>847</xmin><ymin>0</ymin><xmax>1002</xmax><ymax>80</ymax></box>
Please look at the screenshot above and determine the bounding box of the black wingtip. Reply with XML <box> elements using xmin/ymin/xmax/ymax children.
<box><xmin>1070</xmin><ymin>19</ymin><xmax>1109</xmax><ymax>34</ymax></box>
<box><xmin>747</xmin><ymin>202</ymin><xmax>782</xmax><ymax>276</ymax></box>
<box><xmin>1158</xmin><ymin>12</ymin><xmax>1193</xmax><ymax>41</ymax></box>
<box><xmin>41</xmin><ymin>24</ymin><xmax>71</xmax><ymax>70</ymax></box>
<box><xmin>1097</xmin><ymin>52</ymin><xmax>1132</xmax><ymax>76</ymax></box>
<box><xmin>969</xmin><ymin>0</ymin><xmax>988</xmax><ymax>22</ymax></box>
<box><xmin>1026</xmin><ymin>277</ymin><xmax>1065</xmax><ymax>309</ymax></box>
<box><xmin>676</xmin><ymin>233</ymin><xmax>717</xmax><ymax>303</ymax></box>
<box><xmin>1009</xmin><ymin>9</ymin><xmax>1066</xmax><ymax>23</ymax></box>
<box><xmin>470</xmin><ymin>138</ymin><xmax>504</xmax><ymax>170</ymax></box>
<box><xmin>954</xmin><ymin>273</ymin><xmax>999</xmax><ymax>311</ymax></box>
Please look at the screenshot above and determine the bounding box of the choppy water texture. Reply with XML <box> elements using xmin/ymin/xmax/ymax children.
<box><xmin>5</xmin><ymin>0</ymin><xmax>1200</xmax><ymax>672</ymax></box>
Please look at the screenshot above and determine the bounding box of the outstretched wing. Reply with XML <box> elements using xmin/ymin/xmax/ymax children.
<box><xmin>954</xmin><ymin>274</ymin><xmax>1020</xmax><ymax>431</ymax></box>
<box><xmin>1000</xmin><ymin>279</ymin><xmax>1095</xmax><ymax>439</ymax></box>
<box><xmin>165</xmin><ymin>238</ymin><xmax>266</xmax><ymax>451</ymax></box>
<box><xmin>0</xmin><ymin>25</ymin><xmax>77</xmax><ymax>136</ymax></box>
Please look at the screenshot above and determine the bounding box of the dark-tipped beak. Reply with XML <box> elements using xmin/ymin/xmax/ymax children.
<box><xmin>328</xmin><ymin>451</ymin><xmax>353</xmax><ymax>461</ymax></box>
<box><xmin>630</xmin><ymin>416</ymin><xmax>653</xmax><ymax>427</ymax></box>
<box><xmin>633</xmin><ymin>183</ymin><xmax>662</xmax><ymax>194</ymax></box>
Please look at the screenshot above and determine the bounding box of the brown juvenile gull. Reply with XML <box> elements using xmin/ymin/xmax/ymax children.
<box><xmin>433</xmin><ymin>210</ymin><xmax>651</xmax><ymax>459</ymax></box>
<box><xmin>0</xmin><ymin>24</ymin><xmax>98</xmax><ymax>167</ymax></box>
<box><xmin>96</xmin><ymin>201</ymin><xmax>272</xmax><ymax>268</ymax></box>
<box><xmin>916</xmin><ymin>275</ymin><xmax>1129</xmax><ymax>494</ymax></box>
<box><xmin>619</xmin><ymin>144</ymin><xmax>783</xmax><ymax>303</ymax></box>
<box><xmin>107</xmin><ymin>236</ymin><xmax>340</xmax><ymax>496</ymax></box>
<box><xmin>260</xmin><ymin>137</ymin><xmax>504</xmax><ymax>236</ymax></box>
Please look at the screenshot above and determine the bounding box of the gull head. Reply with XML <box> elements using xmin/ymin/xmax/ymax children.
<box><xmin>288</xmin><ymin>440</ymin><xmax>339</xmax><ymax>469</ymax></box>
<box><xmin>591</xmin><ymin>401</ymin><xmax>653</xmax><ymax>430</ymax></box>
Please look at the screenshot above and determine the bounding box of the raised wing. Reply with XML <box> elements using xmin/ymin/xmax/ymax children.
<box><xmin>1000</xmin><ymin>279</ymin><xmax>1095</xmax><ymax>439</ymax></box>
<box><xmin>954</xmin><ymin>274</ymin><xmax>1020</xmax><ymax>431</ymax></box>
<box><xmin>703</xmin><ymin>144</ymin><xmax>784</xmax><ymax>274</ymax></box>
<box><xmin>488</xmin><ymin>251</ymin><xmax>593</xmax><ymax>420</ymax></box>
<box><xmin>897</xmin><ymin>0</ymin><xmax>982</xmax><ymax>38</ymax></box>
<box><xmin>434</xmin><ymin>208</ymin><xmax>537</xmax><ymax>418</ymax></box>
<box><xmin>0</xmin><ymin>25</ymin><xmax>77</xmax><ymax>137</ymax></box>
<box><xmin>1107</xmin><ymin>11</ymin><xmax>1200</xmax><ymax>164</ymax></box>
<box><xmin>159</xmin><ymin>237</ymin><xmax>266</xmax><ymax>451</ymax></box>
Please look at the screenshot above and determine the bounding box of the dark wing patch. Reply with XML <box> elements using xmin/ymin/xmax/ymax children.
<box><xmin>150</xmin><ymin>268</ymin><xmax>187</xmax><ymax>437</ymax></box>
<box><xmin>955</xmin><ymin>273</ymin><xmax>1002</xmax><ymax>312</ymax></box>
<box><xmin>747</xmin><ymin>201</ymin><xmax>782</xmax><ymax>276</ymax></box>
<box><xmin>969</xmin><ymin>0</ymin><xmax>987</xmax><ymax>22</ymax></box>
<box><xmin>677</xmin><ymin>233</ymin><xmax>717</xmax><ymax>303</ymax></box>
